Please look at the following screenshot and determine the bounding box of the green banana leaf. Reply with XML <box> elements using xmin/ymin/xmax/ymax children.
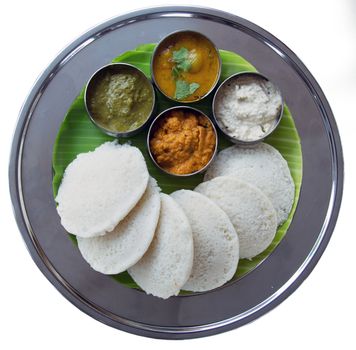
<box><xmin>52</xmin><ymin>44</ymin><xmax>302</xmax><ymax>291</ymax></box>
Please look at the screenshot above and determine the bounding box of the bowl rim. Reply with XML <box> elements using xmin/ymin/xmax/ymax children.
<box><xmin>150</xmin><ymin>29</ymin><xmax>222</xmax><ymax>104</ymax></box>
<box><xmin>147</xmin><ymin>105</ymin><xmax>218</xmax><ymax>177</ymax></box>
<box><xmin>84</xmin><ymin>62</ymin><xmax>156</xmax><ymax>137</ymax></box>
<box><xmin>212</xmin><ymin>71</ymin><xmax>284</xmax><ymax>145</ymax></box>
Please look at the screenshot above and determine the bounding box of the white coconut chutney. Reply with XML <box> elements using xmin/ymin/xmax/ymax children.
<box><xmin>214</xmin><ymin>75</ymin><xmax>282</xmax><ymax>141</ymax></box>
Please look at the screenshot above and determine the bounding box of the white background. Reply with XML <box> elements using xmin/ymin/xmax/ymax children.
<box><xmin>1</xmin><ymin>0</ymin><xmax>355</xmax><ymax>348</ymax></box>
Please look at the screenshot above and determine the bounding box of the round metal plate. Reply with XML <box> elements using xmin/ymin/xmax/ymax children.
<box><xmin>9</xmin><ymin>6</ymin><xmax>343</xmax><ymax>339</ymax></box>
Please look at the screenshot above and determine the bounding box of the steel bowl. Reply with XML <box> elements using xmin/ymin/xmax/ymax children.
<box><xmin>147</xmin><ymin>106</ymin><xmax>218</xmax><ymax>177</ymax></box>
<box><xmin>212</xmin><ymin>71</ymin><xmax>284</xmax><ymax>145</ymax></box>
<box><xmin>84</xmin><ymin>63</ymin><xmax>156</xmax><ymax>137</ymax></box>
<box><xmin>151</xmin><ymin>30</ymin><xmax>222</xmax><ymax>103</ymax></box>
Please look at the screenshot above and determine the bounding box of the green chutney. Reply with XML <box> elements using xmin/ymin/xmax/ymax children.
<box><xmin>88</xmin><ymin>69</ymin><xmax>154</xmax><ymax>132</ymax></box>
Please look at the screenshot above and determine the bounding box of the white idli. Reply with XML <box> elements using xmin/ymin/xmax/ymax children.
<box><xmin>128</xmin><ymin>194</ymin><xmax>193</xmax><ymax>299</ymax></box>
<box><xmin>171</xmin><ymin>190</ymin><xmax>239</xmax><ymax>292</ymax></box>
<box><xmin>204</xmin><ymin>143</ymin><xmax>295</xmax><ymax>225</ymax></box>
<box><xmin>56</xmin><ymin>141</ymin><xmax>149</xmax><ymax>238</ymax></box>
<box><xmin>76</xmin><ymin>178</ymin><xmax>161</xmax><ymax>274</ymax></box>
<box><xmin>195</xmin><ymin>176</ymin><xmax>277</xmax><ymax>259</ymax></box>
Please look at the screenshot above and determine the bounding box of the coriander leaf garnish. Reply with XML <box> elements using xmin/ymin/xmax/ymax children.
<box><xmin>171</xmin><ymin>47</ymin><xmax>200</xmax><ymax>99</ymax></box>
<box><xmin>189</xmin><ymin>82</ymin><xmax>200</xmax><ymax>95</ymax></box>
<box><xmin>172</xmin><ymin>47</ymin><xmax>189</xmax><ymax>61</ymax></box>
<box><xmin>172</xmin><ymin>47</ymin><xmax>192</xmax><ymax>72</ymax></box>
<box><xmin>174</xmin><ymin>80</ymin><xmax>189</xmax><ymax>100</ymax></box>
<box><xmin>172</xmin><ymin>66</ymin><xmax>180</xmax><ymax>80</ymax></box>
<box><xmin>174</xmin><ymin>80</ymin><xmax>200</xmax><ymax>100</ymax></box>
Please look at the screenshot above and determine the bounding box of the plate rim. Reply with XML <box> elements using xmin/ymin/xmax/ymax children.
<box><xmin>9</xmin><ymin>6</ymin><xmax>344</xmax><ymax>339</ymax></box>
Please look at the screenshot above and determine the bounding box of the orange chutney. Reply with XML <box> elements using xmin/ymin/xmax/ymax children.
<box><xmin>152</xmin><ymin>32</ymin><xmax>220</xmax><ymax>102</ymax></box>
<box><xmin>149</xmin><ymin>109</ymin><xmax>216</xmax><ymax>175</ymax></box>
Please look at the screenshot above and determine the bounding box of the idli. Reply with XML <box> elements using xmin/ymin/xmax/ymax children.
<box><xmin>128</xmin><ymin>194</ymin><xmax>193</xmax><ymax>299</ymax></box>
<box><xmin>195</xmin><ymin>176</ymin><xmax>277</xmax><ymax>259</ymax></box>
<box><xmin>77</xmin><ymin>177</ymin><xmax>161</xmax><ymax>274</ymax></box>
<box><xmin>56</xmin><ymin>141</ymin><xmax>149</xmax><ymax>238</ymax></box>
<box><xmin>171</xmin><ymin>190</ymin><xmax>239</xmax><ymax>292</ymax></box>
<box><xmin>204</xmin><ymin>143</ymin><xmax>295</xmax><ymax>225</ymax></box>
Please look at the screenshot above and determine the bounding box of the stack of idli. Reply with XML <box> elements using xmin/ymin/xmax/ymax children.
<box><xmin>204</xmin><ymin>143</ymin><xmax>295</xmax><ymax>226</ymax></box>
<box><xmin>55</xmin><ymin>140</ymin><xmax>294</xmax><ymax>299</ymax></box>
<box><xmin>56</xmin><ymin>142</ymin><xmax>185</xmax><ymax>299</ymax></box>
<box><xmin>199</xmin><ymin>142</ymin><xmax>295</xmax><ymax>259</ymax></box>
<box><xmin>55</xmin><ymin>142</ymin><xmax>163</xmax><ymax>277</ymax></box>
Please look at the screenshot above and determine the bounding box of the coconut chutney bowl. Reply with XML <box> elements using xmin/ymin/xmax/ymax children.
<box><xmin>84</xmin><ymin>63</ymin><xmax>156</xmax><ymax>138</ymax></box>
<box><xmin>212</xmin><ymin>71</ymin><xmax>284</xmax><ymax>145</ymax></box>
<box><xmin>9</xmin><ymin>6</ymin><xmax>343</xmax><ymax>340</ymax></box>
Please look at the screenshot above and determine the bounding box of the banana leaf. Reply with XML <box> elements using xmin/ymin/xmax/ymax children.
<box><xmin>52</xmin><ymin>44</ymin><xmax>302</xmax><ymax>290</ymax></box>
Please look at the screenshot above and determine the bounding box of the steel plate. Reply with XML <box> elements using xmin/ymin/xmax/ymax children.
<box><xmin>9</xmin><ymin>6</ymin><xmax>343</xmax><ymax>339</ymax></box>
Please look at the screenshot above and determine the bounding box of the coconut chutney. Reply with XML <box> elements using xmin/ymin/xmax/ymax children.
<box><xmin>214</xmin><ymin>74</ymin><xmax>282</xmax><ymax>141</ymax></box>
